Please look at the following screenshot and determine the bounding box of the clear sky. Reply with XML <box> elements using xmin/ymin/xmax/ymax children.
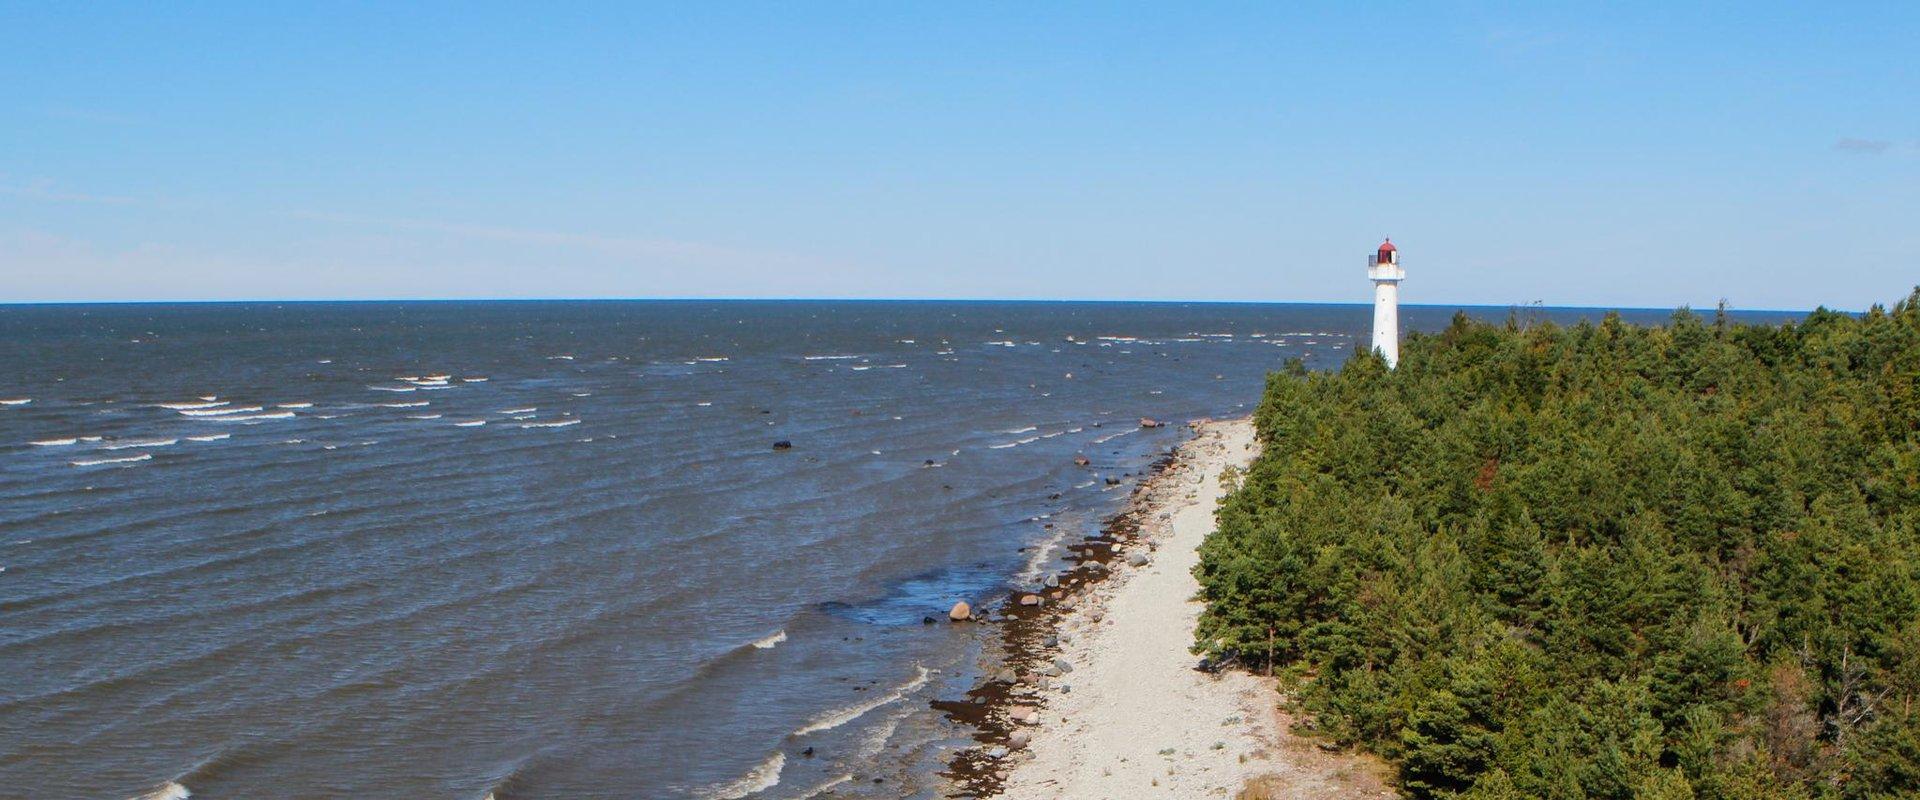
<box><xmin>3</xmin><ymin>2</ymin><xmax>1915</xmax><ymax>310</ymax></box>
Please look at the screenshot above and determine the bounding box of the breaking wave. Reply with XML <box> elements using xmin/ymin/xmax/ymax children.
<box><xmin>697</xmin><ymin>751</ymin><xmax>784</xmax><ymax>800</ymax></box>
<box><xmin>750</xmin><ymin>629</ymin><xmax>787</xmax><ymax>650</ymax></box>
<box><xmin>791</xmin><ymin>665</ymin><xmax>930</xmax><ymax>736</ymax></box>
<box><xmin>72</xmin><ymin>454</ymin><xmax>152</xmax><ymax>467</ymax></box>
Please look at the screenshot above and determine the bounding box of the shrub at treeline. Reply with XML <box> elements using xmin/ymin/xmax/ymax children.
<box><xmin>1195</xmin><ymin>291</ymin><xmax>1920</xmax><ymax>799</ymax></box>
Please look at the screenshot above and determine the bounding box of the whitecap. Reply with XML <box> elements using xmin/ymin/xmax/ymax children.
<box><xmin>793</xmin><ymin>665</ymin><xmax>931</xmax><ymax>736</ymax></box>
<box><xmin>0</xmin><ymin>398</ymin><xmax>31</xmax><ymax>406</ymax></box>
<box><xmin>186</xmin><ymin>434</ymin><xmax>230</xmax><ymax>442</ymax></box>
<box><xmin>751</xmin><ymin>629</ymin><xmax>787</xmax><ymax>649</ymax></box>
<box><xmin>30</xmin><ymin>438</ymin><xmax>79</xmax><ymax>447</ymax></box>
<box><xmin>696</xmin><ymin>402</ymin><xmax>713</xmax><ymax>407</ymax></box>
<box><xmin>407</xmin><ymin>414</ymin><xmax>443</xmax><ymax>420</ymax></box>
<box><xmin>454</xmin><ymin>420</ymin><xmax>488</xmax><ymax>427</ymax></box>
<box><xmin>1002</xmin><ymin>426</ymin><xmax>1037</xmax><ymax>434</ymax></box>
<box><xmin>698</xmin><ymin>751</ymin><xmax>784</xmax><ymax>800</ymax></box>
<box><xmin>803</xmin><ymin>354</ymin><xmax>861</xmax><ymax>360</ymax></box>
<box><xmin>100</xmin><ymin>438</ymin><xmax>177</xmax><ymax>450</ymax></box>
<box><xmin>695</xmin><ymin>356</ymin><xmax>729</xmax><ymax>362</ymax></box>
<box><xmin>379</xmin><ymin>401</ymin><xmax>429</xmax><ymax>408</ymax></box>
<box><xmin>498</xmin><ymin>407</ymin><xmax>537</xmax><ymax>415</ymax></box>
<box><xmin>548</xmin><ymin>355</ymin><xmax>574</xmax><ymax>360</ymax></box>
<box><xmin>157</xmin><ymin>400</ymin><xmax>228</xmax><ymax>410</ymax></box>
<box><xmin>176</xmin><ymin>405</ymin><xmax>262</xmax><ymax>417</ymax></box>
<box><xmin>368</xmin><ymin>385</ymin><xmax>416</xmax><ymax>392</ymax></box>
<box><xmin>277</xmin><ymin>403</ymin><xmax>313</xmax><ymax>409</ymax></box>
<box><xmin>212</xmin><ymin>412</ymin><xmax>295</xmax><ymax>422</ymax></box>
<box><xmin>461</xmin><ymin>376</ymin><xmax>488</xmax><ymax>382</ymax></box>
<box><xmin>130</xmin><ymin>782</ymin><xmax>190</xmax><ymax>800</ymax></box>
<box><xmin>72</xmin><ymin>453</ymin><xmax>152</xmax><ymax>467</ymax></box>
<box><xmin>519</xmin><ymin>419</ymin><xmax>580</xmax><ymax>429</ymax></box>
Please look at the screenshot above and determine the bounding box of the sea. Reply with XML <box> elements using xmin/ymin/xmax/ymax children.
<box><xmin>0</xmin><ymin>300</ymin><xmax>1799</xmax><ymax>799</ymax></box>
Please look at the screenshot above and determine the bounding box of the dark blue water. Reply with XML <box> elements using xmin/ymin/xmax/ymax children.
<box><xmin>0</xmin><ymin>301</ymin><xmax>1799</xmax><ymax>799</ymax></box>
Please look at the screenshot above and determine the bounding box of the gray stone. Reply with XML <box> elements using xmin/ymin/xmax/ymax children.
<box><xmin>1053</xmin><ymin>657</ymin><xmax>1075</xmax><ymax>674</ymax></box>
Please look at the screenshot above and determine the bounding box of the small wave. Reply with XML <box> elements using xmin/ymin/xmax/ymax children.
<box><xmin>498</xmin><ymin>407</ymin><xmax>537</xmax><ymax>415</ymax></box>
<box><xmin>520</xmin><ymin>419</ymin><xmax>580</xmax><ymax>429</ymax></box>
<box><xmin>804</xmin><ymin>354</ymin><xmax>861</xmax><ymax>360</ymax></box>
<box><xmin>368</xmin><ymin>386</ymin><xmax>416</xmax><ymax>392</ymax></box>
<box><xmin>1</xmin><ymin>398</ymin><xmax>33</xmax><ymax>406</ymax></box>
<box><xmin>30</xmin><ymin>438</ymin><xmax>78</xmax><ymax>447</ymax></box>
<box><xmin>277</xmin><ymin>402</ymin><xmax>313</xmax><ymax>409</ymax></box>
<box><xmin>72</xmin><ymin>454</ymin><xmax>152</xmax><ymax>467</ymax></box>
<box><xmin>176</xmin><ymin>406</ymin><xmax>262</xmax><ymax>417</ymax></box>
<box><xmin>548</xmin><ymin>355</ymin><xmax>574</xmax><ymax>360</ymax></box>
<box><xmin>698</xmin><ymin>751</ymin><xmax>784</xmax><ymax>800</ymax></box>
<box><xmin>462</xmin><ymin>376</ymin><xmax>488</xmax><ymax>382</ymax></box>
<box><xmin>100</xmin><ymin>438</ymin><xmax>177</xmax><ymax>450</ymax></box>
<box><xmin>1093</xmin><ymin>428</ymin><xmax>1136</xmax><ymax>444</ymax></box>
<box><xmin>186</xmin><ymin>434</ymin><xmax>230</xmax><ymax>442</ymax></box>
<box><xmin>157</xmin><ymin>400</ymin><xmax>227</xmax><ymax>410</ymax></box>
<box><xmin>695</xmin><ymin>356</ymin><xmax>729</xmax><ymax>363</ymax></box>
<box><xmin>407</xmin><ymin>414</ymin><xmax>443</xmax><ymax>420</ymax></box>
<box><xmin>792</xmin><ymin>665</ymin><xmax>931</xmax><ymax>737</ymax></box>
<box><xmin>379</xmin><ymin>401</ymin><xmax>430</xmax><ymax>408</ymax></box>
<box><xmin>130</xmin><ymin>781</ymin><xmax>190</xmax><ymax>800</ymax></box>
<box><xmin>212</xmin><ymin>412</ymin><xmax>295</xmax><ymax>422</ymax></box>
<box><xmin>797</xmin><ymin>774</ymin><xmax>853</xmax><ymax>798</ymax></box>
<box><xmin>454</xmin><ymin>420</ymin><xmax>488</xmax><ymax>427</ymax></box>
<box><xmin>571</xmin><ymin>392</ymin><xmax>592</xmax><ymax>397</ymax></box>
<box><xmin>1002</xmin><ymin>426</ymin><xmax>1037</xmax><ymax>434</ymax></box>
<box><xmin>696</xmin><ymin>402</ymin><xmax>713</xmax><ymax>407</ymax></box>
<box><xmin>751</xmin><ymin>629</ymin><xmax>787</xmax><ymax>650</ymax></box>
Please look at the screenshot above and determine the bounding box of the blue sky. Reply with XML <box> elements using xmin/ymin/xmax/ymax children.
<box><xmin>2</xmin><ymin>2</ymin><xmax>1915</xmax><ymax>309</ymax></box>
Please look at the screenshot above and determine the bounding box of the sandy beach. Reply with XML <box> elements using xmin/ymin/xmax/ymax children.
<box><xmin>958</xmin><ymin>418</ymin><xmax>1393</xmax><ymax>800</ymax></box>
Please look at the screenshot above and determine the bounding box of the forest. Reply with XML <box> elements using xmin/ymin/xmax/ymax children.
<box><xmin>1195</xmin><ymin>291</ymin><xmax>1920</xmax><ymax>798</ymax></box>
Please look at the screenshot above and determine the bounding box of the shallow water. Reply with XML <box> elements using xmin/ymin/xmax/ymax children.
<box><xmin>0</xmin><ymin>300</ymin><xmax>1795</xmax><ymax>799</ymax></box>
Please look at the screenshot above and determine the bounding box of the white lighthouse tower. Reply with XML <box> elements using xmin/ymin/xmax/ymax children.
<box><xmin>1368</xmin><ymin>238</ymin><xmax>1404</xmax><ymax>367</ymax></box>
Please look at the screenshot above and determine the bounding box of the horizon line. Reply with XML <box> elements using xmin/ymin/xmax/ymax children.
<box><xmin>0</xmin><ymin>296</ymin><xmax>1829</xmax><ymax>315</ymax></box>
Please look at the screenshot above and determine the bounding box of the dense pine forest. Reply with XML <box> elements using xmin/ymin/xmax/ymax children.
<box><xmin>1195</xmin><ymin>292</ymin><xmax>1920</xmax><ymax>798</ymax></box>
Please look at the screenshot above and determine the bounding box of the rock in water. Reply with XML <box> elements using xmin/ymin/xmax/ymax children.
<box><xmin>948</xmin><ymin>601</ymin><xmax>972</xmax><ymax>621</ymax></box>
<box><xmin>1139</xmin><ymin>417</ymin><xmax>1163</xmax><ymax>428</ymax></box>
<box><xmin>771</xmin><ymin>440</ymin><xmax>793</xmax><ymax>450</ymax></box>
<box><xmin>1073</xmin><ymin>454</ymin><xmax>1091</xmax><ymax>466</ymax></box>
<box><xmin>1018</xmin><ymin>594</ymin><xmax>1041</xmax><ymax>606</ymax></box>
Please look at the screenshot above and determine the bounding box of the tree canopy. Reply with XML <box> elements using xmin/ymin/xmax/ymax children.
<box><xmin>1195</xmin><ymin>291</ymin><xmax>1920</xmax><ymax>799</ymax></box>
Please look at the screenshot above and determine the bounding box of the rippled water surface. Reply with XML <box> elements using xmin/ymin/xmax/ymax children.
<box><xmin>0</xmin><ymin>300</ymin><xmax>1778</xmax><ymax>799</ymax></box>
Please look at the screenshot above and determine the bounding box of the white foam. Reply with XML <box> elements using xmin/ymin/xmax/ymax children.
<box><xmin>699</xmin><ymin>751</ymin><xmax>784</xmax><ymax>800</ymax></box>
<box><xmin>0</xmin><ymin>398</ymin><xmax>31</xmax><ymax>406</ymax></box>
<box><xmin>157</xmin><ymin>400</ymin><xmax>228</xmax><ymax>410</ymax></box>
<box><xmin>498</xmin><ymin>407</ymin><xmax>537</xmax><ymax>415</ymax></box>
<box><xmin>548</xmin><ymin>355</ymin><xmax>574</xmax><ymax>360</ymax></box>
<box><xmin>1002</xmin><ymin>426</ymin><xmax>1037</xmax><ymax>434</ymax></box>
<box><xmin>751</xmin><ymin>629</ymin><xmax>787</xmax><ymax>650</ymax></box>
<box><xmin>571</xmin><ymin>392</ymin><xmax>592</xmax><ymax>397</ymax></box>
<box><xmin>519</xmin><ymin>419</ymin><xmax>580</xmax><ymax>429</ymax></box>
<box><xmin>277</xmin><ymin>403</ymin><xmax>313</xmax><ymax>409</ymax></box>
<box><xmin>176</xmin><ymin>406</ymin><xmax>262</xmax><ymax>417</ymax></box>
<box><xmin>461</xmin><ymin>376</ymin><xmax>488</xmax><ymax>382</ymax></box>
<box><xmin>454</xmin><ymin>420</ymin><xmax>488</xmax><ymax>427</ymax></box>
<box><xmin>696</xmin><ymin>402</ymin><xmax>713</xmax><ymax>407</ymax></box>
<box><xmin>1093</xmin><ymin>428</ymin><xmax>1136</xmax><ymax>444</ymax></box>
<box><xmin>695</xmin><ymin>356</ymin><xmax>729</xmax><ymax>362</ymax></box>
<box><xmin>407</xmin><ymin>414</ymin><xmax>443</xmax><ymax>420</ymax></box>
<box><xmin>130</xmin><ymin>782</ymin><xmax>190</xmax><ymax>800</ymax></box>
<box><xmin>30</xmin><ymin>438</ymin><xmax>78</xmax><ymax>447</ymax></box>
<box><xmin>379</xmin><ymin>401</ymin><xmax>429</xmax><ymax>408</ymax></box>
<box><xmin>368</xmin><ymin>385</ymin><xmax>416</xmax><ymax>392</ymax></box>
<box><xmin>100</xmin><ymin>438</ymin><xmax>177</xmax><ymax>450</ymax></box>
<box><xmin>72</xmin><ymin>453</ymin><xmax>152</xmax><ymax>467</ymax></box>
<box><xmin>792</xmin><ymin>665</ymin><xmax>931</xmax><ymax>736</ymax></box>
<box><xmin>212</xmin><ymin>412</ymin><xmax>295</xmax><ymax>422</ymax></box>
<box><xmin>186</xmin><ymin>434</ymin><xmax>230</xmax><ymax>442</ymax></box>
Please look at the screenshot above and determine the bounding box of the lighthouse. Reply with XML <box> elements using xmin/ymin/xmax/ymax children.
<box><xmin>1367</xmin><ymin>238</ymin><xmax>1404</xmax><ymax>367</ymax></box>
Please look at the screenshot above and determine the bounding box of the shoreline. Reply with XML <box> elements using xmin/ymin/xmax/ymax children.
<box><xmin>935</xmin><ymin>417</ymin><xmax>1393</xmax><ymax>799</ymax></box>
